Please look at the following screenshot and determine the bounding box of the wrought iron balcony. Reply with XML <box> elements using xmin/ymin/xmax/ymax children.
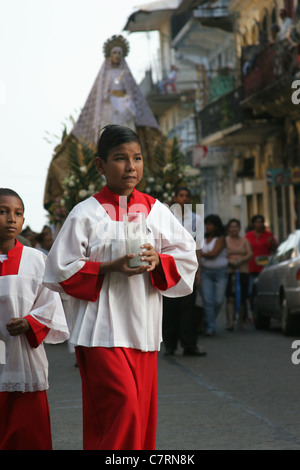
<box><xmin>242</xmin><ymin>41</ymin><xmax>300</xmax><ymax>98</ymax></box>
<box><xmin>199</xmin><ymin>87</ymin><xmax>243</xmax><ymax>139</ymax></box>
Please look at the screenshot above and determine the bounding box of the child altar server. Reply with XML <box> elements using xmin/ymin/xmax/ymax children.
<box><xmin>43</xmin><ymin>125</ymin><xmax>198</xmax><ymax>450</ymax></box>
<box><xmin>0</xmin><ymin>188</ymin><xmax>69</xmax><ymax>450</ymax></box>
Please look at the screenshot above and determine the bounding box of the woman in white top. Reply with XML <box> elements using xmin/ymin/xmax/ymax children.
<box><xmin>200</xmin><ymin>214</ymin><xmax>227</xmax><ymax>335</ymax></box>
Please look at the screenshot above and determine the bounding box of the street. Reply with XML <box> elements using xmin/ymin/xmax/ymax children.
<box><xmin>46</xmin><ymin>310</ymin><xmax>300</xmax><ymax>450</ymax></box>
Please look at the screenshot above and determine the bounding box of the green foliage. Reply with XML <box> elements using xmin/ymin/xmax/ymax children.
<box><xmin>47</xmin><ymin>139</ymin><xmax>105</xmax><ymax>225</ymax></box>
<box><xmin>142</xmin><ymin>136</ymin><xmax>201</xmax><ymax>204</ymax></box>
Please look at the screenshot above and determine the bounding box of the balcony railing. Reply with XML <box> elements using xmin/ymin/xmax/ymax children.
<box><xmin>242</xmin><ymin>41</ymin><xmax>300</xmax><ymax>98</ymax></box>
<box><xmin>194</xmin><ymin>0</ymin><xmax>230</xmax><ymax>19</ymax></box>
<box><xmin>208</xmin><ymin>72</ymin><xmax>235</xmax><ymax>102</ymax></box>
<box><xmin>199</xmin><ymin>87</ymin><xmax>243</xmax><ymax>139</ymax></box>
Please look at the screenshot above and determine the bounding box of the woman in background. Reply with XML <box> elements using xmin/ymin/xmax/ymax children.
<box><xmin>200</xmin><ymin>214</ymin><xmax>227</xmax><ymax>336</ymax></box>
<box><xmin>245</xmin><ymin>214</ymin><xmax>277</xmax><ymax>313</ymax></box>
<box><xmin>226</xmin><ymin>218</ymin><xmax>252</xmax><ymax>331</ymax></box>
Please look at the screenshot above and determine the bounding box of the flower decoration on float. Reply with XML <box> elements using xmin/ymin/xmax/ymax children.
<box><xmin>141</xmin><ymin>136</ymin><xmax>201</xmax><ymax>205</ymax></box>
<box><xmin>103</xmin><ymin>35</ymin><xmax>130</xmax><ymax>58</ymax></box>
<box><xmin>46</xmin><ymin>122</ymin><xmax>201</xmax><ymax>224</ymax></box>
<box><xmin>47</xmin><ymin>139</ymin><xmax>105</xmax><ymax>226</ymax></box>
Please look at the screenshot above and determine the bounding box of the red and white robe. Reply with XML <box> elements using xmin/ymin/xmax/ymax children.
<box><xmin>44</xmin><ymin>185</ymin><xmax>198</xmax><ymax>450</ymax></box>
<box><xmin>0</xmin><ymin>241</ymin><xmax>69</xmax><ymax>450</ymax></box>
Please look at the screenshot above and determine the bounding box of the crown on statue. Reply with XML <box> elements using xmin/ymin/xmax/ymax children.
<box><xmin>103</xmin><ymin>35</ymin><xmax>130</xmax><ymax>58</ymax></box>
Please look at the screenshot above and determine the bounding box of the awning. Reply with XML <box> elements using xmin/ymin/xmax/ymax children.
<box><xmin>176</xmin><ymin>0</ymin><xmax>207</xmax><ymax>14</ymax></box>
<box><xmin>172</xmin><ymin>17</ymin><xmax>231</xmax><ymax>53</ymax></box>
<box><xmin>193</xmin><ymin>0</ymin><xmax>234</xmax><ymax>33</ymax></box>
<box><xmin>123</xmin><ymin>0</ymin><xmax>181</xmax><ymax>32</ymax></box>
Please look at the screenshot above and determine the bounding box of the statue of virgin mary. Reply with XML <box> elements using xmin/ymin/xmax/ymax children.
<box><xmin>72</xmin><ymin>34</ymin><xmax>159</xmax><ymax>144</ymax></box>
<box><xmin>44</xmin><ymin>35</ymin><xmax>160</xmax><ymax>212</ymax></box>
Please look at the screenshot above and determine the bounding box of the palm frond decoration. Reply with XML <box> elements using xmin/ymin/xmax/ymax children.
<box><xmin>47</xmin><ymin>139</ymin><xmax>105</xmax><ymax>225</ymax></box>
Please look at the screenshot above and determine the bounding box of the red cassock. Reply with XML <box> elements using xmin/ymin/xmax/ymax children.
<box><xmin>0</xmin><ymin>312</ymin><xmax>51</xmax><ymax>450</ymax></box>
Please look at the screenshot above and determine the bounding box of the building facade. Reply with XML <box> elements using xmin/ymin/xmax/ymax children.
<box><xmin>125</xmin><ymin>0</ymin><xmax>300</xmax><ymax>241</ymax></box>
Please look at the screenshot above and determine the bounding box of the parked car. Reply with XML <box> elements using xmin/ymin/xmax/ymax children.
<box><xmin>253</xmin><ymin>230</ymin><xmax>300</xmax><ymax>335</ymax></box>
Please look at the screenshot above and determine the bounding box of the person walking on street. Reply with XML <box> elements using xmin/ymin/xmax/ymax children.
<box><xmin>163</xmin><ymin>187</ymin><xmax>206</xmax><ymax>357</ymax></box>
<box><xmin>245</xmin><ymin>214</ymin><xmax>278</xmax><ymax>313</ymax></box>
<box><xmin>200</xmin><ymin>214</ymin><xmax>227</xmax><ymax>336</ymax></box>
<box><xmin>225</xmin><ymin>218</ymin><xmax>252</xmax><ymax>331</ymax></box>
<box><xmin>0</xmin><ymin>188</ymin><xmax>69</xmax><ymax>450</ymax></box>
<box><xmin>43</xmin><ymin>125</ymin><xmax>198</xmax><ymax>450</ymax></box>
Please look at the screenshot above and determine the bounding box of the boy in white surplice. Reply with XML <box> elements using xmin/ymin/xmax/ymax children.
<box><xmin>0</xmin><ymin>188</ymin><xmax>69</xmax><ymax>450</ymax></box>
<box><xmin>43</xmin><ymin>125</ymin><xmax>198</xmax><ymax>450</ymax></box>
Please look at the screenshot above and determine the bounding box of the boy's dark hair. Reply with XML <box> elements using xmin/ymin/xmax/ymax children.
<box><xmin>251</xmin><ymin>214</ymin><xmax>264</xmax><ymax>225</ymax></box>
<box><xmin>0</xmin><ymin>188</ymin><xmax>24</xmax><ymax>211</ymax></box>
<box><xmin>204</xmin><ymin>214</ymin><xmax>225</xmax><ymax>237</ymax></box>
<box><xmin>174</xmin><ymin>187</ymin><xmax>191</xmax><ymax>198</ymax></box>
<box><xmin>97</xmin><ymin>125</ymin><xmax>142</xmax><ymax>162</ymax></box>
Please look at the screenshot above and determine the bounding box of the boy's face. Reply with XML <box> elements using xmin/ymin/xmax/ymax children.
<box><xmin>0</xmin><ymin>195</ymin><xmax>24</xmax><ymax>245</ymax></box>
<box><xmin>42</xmin><ymin>233</ymin><xmax>53</xmax><ymax>251</ymax></box>
<box><xmin>173</xmin><ymin>189</ymin><xmax>191</xmax><ymax>207</ymax></box>
<box><xmin>95</xmin><ymin>141</ymin><xmax>143</xmax><ymax>196</ymax></box>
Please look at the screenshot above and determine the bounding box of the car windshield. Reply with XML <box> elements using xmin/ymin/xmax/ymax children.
<box><xmin>268</xmin><ymin>232</ymin><xmax>299</xmax><ymax>265</ymax></box>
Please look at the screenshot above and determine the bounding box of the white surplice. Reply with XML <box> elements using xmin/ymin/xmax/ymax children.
<box><xmin>43</xmin><ymin>188</ymin><xmax>198</xmax><ymax>352</ymax></box>
<box><xmin>0</xmin><ymin>242</ymin><xmax>69</xmax><ymax>392</ymax></box>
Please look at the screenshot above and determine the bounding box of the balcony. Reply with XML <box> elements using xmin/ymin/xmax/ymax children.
<box><xmin>208</xmin><ymin>69</ymin><xmax>235</xmax><ymax>102</ymax></box>
<box><xmin>193</xmin><ymin>0</ymin><xmax>233</xmax><ymax>33</ymax></box>
<box><xmin>241</xmin><ymin>41</ymin><xmax>300</xmax><ymax>119</ymax></box>
<box><xmin>242</xmin><ymin>41</ymin><xmax>300</xmax><ymax>98</ymax></box>
<box><xmin>199</xmin><ymin>87</ymin><xmax>243</xmax><ymax>140</ymax></box>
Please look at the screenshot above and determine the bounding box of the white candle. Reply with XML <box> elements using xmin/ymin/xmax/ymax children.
<box><xmin>126</xmin><ymin>237</ymin><xmax>148</xmax><ymax>268</ymax></box>
<box><xmin>123</xmin><ymin>213</ymin><xmax>149</xmax><ymax>268</ymax></box>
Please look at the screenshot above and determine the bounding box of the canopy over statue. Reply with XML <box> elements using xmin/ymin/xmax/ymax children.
<box><xmin>44</xmin><ymin>34</ymin><xmax>160</xmax><ymax>212</ymax></box>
